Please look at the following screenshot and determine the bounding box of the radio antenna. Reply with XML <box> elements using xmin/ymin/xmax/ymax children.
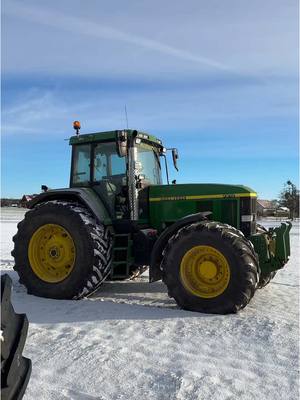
<box><xmin>125</xmin><ymin>105</ymin><xmax>129</xmax><ymax>129</ymax></box>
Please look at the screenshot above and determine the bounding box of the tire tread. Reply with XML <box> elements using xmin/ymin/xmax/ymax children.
<box><xmin>161</xmin><ymin>221</ymin><xmax>259</xmax><ymax>314</ymax></box>
<box><xmin>12</xmin><ymin>201</ymin><xmax>112</xmax><ymax>299</ymax></box>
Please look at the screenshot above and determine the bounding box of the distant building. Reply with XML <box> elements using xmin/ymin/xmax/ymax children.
<box><xmin>21</xmin><ymin>194</ymin><xmax>37</xmax><ymax>208</ymax></box>
<box><xmin>1</xmin><ymin>198</ymin><xmax>21</xmax><ymax>207</ymax></box>
<box><xmin>257</xmin><ymin>200</ymin><xmax>289</xmax><ymax>218</ymax></box>
<box><xmin>275</xmin><ymin>206</ymin><xmax>290</xmax><ymax>218</ymax></box>
<box><xmin>257</xmin><ymin>200</ymin><xmax>276</xmax><ymax>217</ymax></box>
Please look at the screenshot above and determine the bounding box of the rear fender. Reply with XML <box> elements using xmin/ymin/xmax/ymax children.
<box><xmin>149</xmin><ymin>212</ymin><xmax>211</xmax><ymax>282</ymax></box>
<box><xmin>28</xmin><ymin>188</ymin><xmax>112</xmax><ymax>225</ymax></box>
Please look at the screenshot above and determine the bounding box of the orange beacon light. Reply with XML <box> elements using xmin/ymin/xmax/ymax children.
<box><xmin>73</xmin><ymin>121</ymin><xmax>81</xmax><ymax>135</ymax></box>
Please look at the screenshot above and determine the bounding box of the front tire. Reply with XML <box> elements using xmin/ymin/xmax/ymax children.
<box><xmin>12</xmin><ymin>201</ymin><xmax>112</xmax><ymax>299</ymax></box>
<box><xmin>162</xmin><ymin>221</ymin><xmax>259</xmax><ymax>314</ymax></box>
<box><xmin>257</xmin><ymin>271</ymin><xmax>277</xmax><ymax>288</ymax></box>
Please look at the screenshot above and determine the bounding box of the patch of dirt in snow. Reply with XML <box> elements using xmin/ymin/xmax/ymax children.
<box><xmin>1</xmin><ymin>209</ymin><xmax>299</xmax><ymax>400</ymax></box>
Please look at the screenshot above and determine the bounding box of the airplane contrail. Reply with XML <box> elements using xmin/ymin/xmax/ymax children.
<box><xmin>5</xmin><ymin>1</ymin><xmax>236</xmax><ymax>73</ymax></box>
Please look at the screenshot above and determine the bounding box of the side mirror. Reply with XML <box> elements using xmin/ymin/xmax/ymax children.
<box><xmin>116</xmin><ymin>130</ymin><xmax>128</xmax><ymax>157</ymax></box>
<box><xmin>172</xmin><ymin>148</ymin><xmax>179</xmax><ymax>171</ymax></box>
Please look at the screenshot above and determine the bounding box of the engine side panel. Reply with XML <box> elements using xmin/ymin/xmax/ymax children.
<box><xmin>148</xmin><ymin>183</ymin><xmax>257</xmax><ymax>234</ymax></box>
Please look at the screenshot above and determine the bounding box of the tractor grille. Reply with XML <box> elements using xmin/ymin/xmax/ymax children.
<box><xmin>240</xmin><ymin>197</ymin><xmax>257</xmax><ymax>237</ymax></box>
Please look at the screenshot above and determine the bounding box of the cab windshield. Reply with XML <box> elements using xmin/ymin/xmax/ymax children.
<box><xmin>136</xmin><ymin>143</ymin><xmax>162</xmax><ymax>185</ymax></box>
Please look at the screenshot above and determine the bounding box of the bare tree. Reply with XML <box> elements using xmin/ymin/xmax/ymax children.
<box><xmin>279</xmin><ymin>181</ymin><xmax>299</xmax><ymax>219</ymax></box>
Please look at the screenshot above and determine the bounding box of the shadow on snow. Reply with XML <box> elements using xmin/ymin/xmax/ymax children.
<box><xmin>1</xmin><ymin>269</ymin><xmax>215</xmax><ymax>324</ymax></box>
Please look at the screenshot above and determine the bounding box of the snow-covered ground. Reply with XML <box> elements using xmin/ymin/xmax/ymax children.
<box><xmin>1</xmin><ymin>208</ymin><xmax>299</xmax><ymax>400</ymax></box>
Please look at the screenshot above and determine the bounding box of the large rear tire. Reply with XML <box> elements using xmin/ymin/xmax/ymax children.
<box><xmin>12</xmin><ymin>201</ymin><xmax>112</xmax><ymax>299</ymax></box>
<box><xmin>162</xmin><ymin>221</ymin><xmax>259</xmax><ymax>314</ymax></box>
<box><xmin>1</xmin><ymin>274</ymin><xmax>31</xmax><ymax>400</ymax></box>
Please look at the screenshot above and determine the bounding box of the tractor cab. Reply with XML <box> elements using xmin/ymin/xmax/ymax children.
<box><xmin>69</xmin><ymin>129</ymin><xmax>172</xmax><ymax>219</ymax></box>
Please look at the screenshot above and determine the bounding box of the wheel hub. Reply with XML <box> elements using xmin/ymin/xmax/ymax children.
<box><xmin>180</xmin><ymin>245</ymin><xmax>230</xmax><ymax>298</ymax></box>
<box><xmin>49</xmin><ymin>247</ymin><xmax>60</xmax><ymax>258</ymax></box>
<box><xmin>28</xmin><ymin>224</ymin><xmax>76</xmax><ymax>283</ymax></box>
<box><xmin>199</xmin><ymin>261</ymin><xmax>217</xmax><ymax>279</ymax></box>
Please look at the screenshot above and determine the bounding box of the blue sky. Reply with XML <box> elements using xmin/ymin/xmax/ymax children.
<box><xmin>1</xmin><ymin>0</ymin><xmax>299</xmax><ymax>199</ymax></box>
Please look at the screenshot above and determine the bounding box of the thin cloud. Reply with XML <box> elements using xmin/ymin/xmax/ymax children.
<box><xmin>2</xmin><ymin>90</ymin><xmax>71</xmax><ymax>133</ymax></box>
<box><xmin>4</xmin><ymin>1</ymin><xmax>236</xmax><ymax>73</ymax></box>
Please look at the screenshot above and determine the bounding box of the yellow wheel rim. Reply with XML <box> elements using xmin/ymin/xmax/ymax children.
<box><xmin>28</xmin><ymin>224</ymin><xmax>76</xmax><ymax>283</ymax></box>
<box><xmin>180</xmin><ymin>245</ymin><xmax>230</xmax><ymax>298</ymax></box>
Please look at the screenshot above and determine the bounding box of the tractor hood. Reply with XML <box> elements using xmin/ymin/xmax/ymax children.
<box><xmin>147</xmin><ymin>183</ymin><xmax>257</xmax><ymax>232</ymax></box>
<box><xmin>149</xmin><ymin>183</ymin><xmax>256</xmax><ymax>202</ymax></box>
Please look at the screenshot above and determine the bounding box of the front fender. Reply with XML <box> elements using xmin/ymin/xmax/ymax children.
<box><xmin>149</xmin><ymin>212</ymin><xmax>211</xmax><ymax>282</ymax></box>
<box><xmin>29</xmin><ymin>188</ymin><xmax>112</xmax><ymax>225</ymax></box>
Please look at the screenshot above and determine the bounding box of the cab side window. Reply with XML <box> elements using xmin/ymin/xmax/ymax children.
<box><xmin>93</xmin><ymin>143</ymin><xmax>126</xmax><ymax>181</ymax></box>
<box><xmin>94</xmin><ymin>146</ymin><xmax>108</xmax><ymax>181</ymax></box>
<box><xmin>72</xmin><ymin>144</ymin><xmax>91</xmax><ymax>185</ymax></box>
<box><xmin>110</xmin><ymin>153</ymin><xmax>126</xmax><ymax>176</ymax></box>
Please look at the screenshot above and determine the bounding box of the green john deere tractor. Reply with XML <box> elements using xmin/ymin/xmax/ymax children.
<box><xmin>12</xmin><ymin>126</ymin><xmax>292</xmax><ymax>314</ymax></box>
